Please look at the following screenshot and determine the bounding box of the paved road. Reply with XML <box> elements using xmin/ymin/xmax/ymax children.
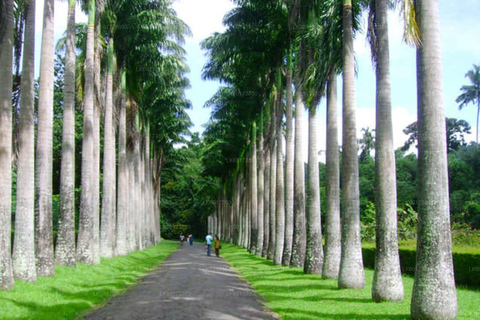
<box><xmin>85</xmin><ymin>242</ymin><xmax>278</xmax><ymax>320</ymax></box>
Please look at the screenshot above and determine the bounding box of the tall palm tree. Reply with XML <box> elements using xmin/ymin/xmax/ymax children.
<box><xmin>13</xmin><ymin>0</ymin><xmax>37</xmax><ymax>281</ymax></box>
<box><xmin>100</xmin><ymin>37</ymin><xmax>116</xmax><ymax>258</ymax></box>
<box><xmin>282</xmin><ymin>59</ymin><xmax>294</xmax><ymax>266</ymax></box>
<box><xmin>116</xmin><ymin>69</ymin><xmax>128</xmax><ymax>255</ymax></box>
<box><xmin>411</xmin><ymin>0</ymin><xmax>457</xmax><ymax>318</ymax></box>
<box><xmin>370</xmin><ymin>0</ymin><xmax>403</xmax><ymax>302</ymax></box>
<box><xmin>257</xmin><ymin>118</ymin><xmax>265</xmax><ymax>256</ymax></box>
<box><xmin>456</xmin><ymin>64</ymin><xmax>480</xmax><ymax>144</ymax></box>
<box><xmin>249</xmin><ymin>122</ymin><xmax>258</xmax><ymax>254</ymax></box>
<box><xmin>77</xmin><ymin>0</ymin><xmax>97</xmax><ymax>264</ymax></box>
<box><xmin>323</xmin><ymin>71</ymin><xmax>341</xmax><ymax>279</ymax></box>
<box><xmin>291</xmin><ymin>90</ymin><xmax>306</xmax><ymax>268</ymax></box>
<box><xmin>0</xmin><ymin>0</ymin><xmax>15</xmax><ymax>290</ymax></box>
<box><xmin>35</xmin><ymin>0</ymin><xmax>55</xmax><ymax>276</ymax></box>
<box><xmin>304</xmin><ymin>105</ymin><xmax>323</xmax><ymax>274</ymax></box>
<box><xmin>274</xmin><ymin>76</ymin><xmax>285</xmax><ymax>266</ymax></box>
<box><xmin>338</xmin><ymin>0</ymin><xmax>364</xmax><ymax>289</ymax></box>
<box><xmin>56</xmin><ymin>0</ymin><xmax>77</xmax><ymax>267</ymax></box>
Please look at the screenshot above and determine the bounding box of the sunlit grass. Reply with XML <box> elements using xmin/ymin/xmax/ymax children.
<box><xmin>0</xmin><ymin>242</ymin><xmax>177</xmax><ymax>320</ymax></box>
<box><xmin>220</xmin><ymin>243</ymin><xmax>480</xmax><ymax>320</ymax></box>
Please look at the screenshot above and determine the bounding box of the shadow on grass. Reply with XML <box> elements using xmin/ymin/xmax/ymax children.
<box><xmin>275</xmin><ymin>307</ymin><xmax>410</xmax><ymax>320</ymax></box>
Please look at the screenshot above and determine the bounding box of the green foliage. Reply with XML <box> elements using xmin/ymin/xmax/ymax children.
<box><xmin>397</xmin><ymin>204</ymin><xmax>418</xmax><ymax>240</ymax></box>
<box><xmin>220</xmin><ymin>243</ymin><xmax>480</xmax><ymax>319</ymax></box>
<box><xmin>0</xmin><ymin>243</ymin><xmax>177</xmax><ymax>319</ymax></box>
<box><xmin>160</xmin><ymin>135</ymin><xmax>219</xmax><ymax>240</ymax></box>
<box><xmin>360</xmin><ymin>201</ymin><xmax>376</xmax><ymax>242</ymax></box>
<box><xmin>451</xmin><ymin>222</ymin><xmax>480</xmax><ymax>246</ymax></box>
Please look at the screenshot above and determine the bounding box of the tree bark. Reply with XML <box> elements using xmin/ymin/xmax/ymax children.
<box><xmin>35</xmin><ymin>0</ymin><xmax>55</xmax><ymax>276</ymax></box>
<box><xmin>411</xmin><ymin>0</ymin><xmax>458</xmax><ymax>318</ymax></box>
<box><xmin>256</xmin><ymin>120</ymin><xmax>265</xmax><ymax>256</ymax></box>
<box><xmin>304</xmin><ymin>107</ymin><xmax>323</xmax><ymax>274</ymax></box>
<box><xmin>249</xmin><ymin>123</ymin><xmax>258</xmax><ymax>254</ymax></box>
<box><xmin>100</xmin><ymin>38</ymin><xmax>116</xmax><ymax>258</ymax></box>
<box><xmin>13</xmin><ymin>0</ymin><xmax>38</xmax><ymax>280</ymax></box>
<box><xmin>283</xmin><ymin>67</ymin><xmax>294</xmax><ymax>266</ymax></box>
<box><xmin>116</xmin><ymin>70</ymin><xmax>128</xmax><ymax>255</ymax></box>
<box><xmin>291</xmin><ymin>91</ymin><xmax>306</xmax><ymax>268</ymax></box>
<box><xmin>56</xmin><ymin>0</ymin><xmax>76</xmax><ymax>268</ymax></box>
<box><xmin>0</xmin><ymin>0</ymin><xmax>15</xmax><ymax>290</ymax></box>
<box><xmin>262</xmin><ymin>146</ymin><xmax>270</xmax><ymax>257</ymax></box>
<box><xmin>323</xmin><ymin>72</ymin><xmax>341</xmax><ymax>279</ymax></box>
<box><xmin>372</xmin><ymin>0</ymin><xmax>404</xmax><ymax>302</ymax></box>
<box><xmin>77</xmin><ymin>0</ymin><xmax>97</xmax><ymax>264</ymax></box>
<box><xmin>338</xmin><ymin>0</ymin><xmax>365</xmax><ymax>289</ymax></box>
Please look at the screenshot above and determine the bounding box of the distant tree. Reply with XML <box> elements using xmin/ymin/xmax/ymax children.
<box><xmin>456</xmin><ymin>64</ymin><xmax>480</xmax><ymax>144</ymax></box>
<box><xmin>358</xmin><ymin>127</ymin><xmax>375</xmax><ymax>163</ymax></box>
<box><xmin>402</xmin><ymin>118</ymin><xmax>471</xmax><ymax>153</ymax></box>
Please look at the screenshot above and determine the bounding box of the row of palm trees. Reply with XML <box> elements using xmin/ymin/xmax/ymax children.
<box><xmin>0</xmin><ymin>0</ymin><xmax>190</xmax><ymax>290</ymax></box>
<box><xmin>203</xmin><ymin>0</ymin><xmax>457</xmax><ymax>319</ymax></box>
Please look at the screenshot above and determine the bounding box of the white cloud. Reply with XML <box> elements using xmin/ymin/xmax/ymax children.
<box><xmin>172</xmin><ymin>0</ymin><xmax>236</xmax><ymax>42</ymax></box>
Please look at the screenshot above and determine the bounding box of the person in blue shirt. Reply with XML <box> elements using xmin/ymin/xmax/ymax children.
<box><xmin>205</xmin><ymin>233</ymin><xmax>213</xmax><ymax>256</ymax></box>
<box><xmin>189</xmin><ymin>234</ymin><xmax>194</xmax><ymax>245</ymax></box>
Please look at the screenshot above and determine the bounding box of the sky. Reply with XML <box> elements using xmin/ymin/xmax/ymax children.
<box><xmin>35</xmin><ymin>0</ymin><xmax>480</xmax><ymax>160</ymax></box>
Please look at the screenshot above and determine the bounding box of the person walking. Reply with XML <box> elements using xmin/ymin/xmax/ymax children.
<box><xmin>189</xmin><ymin>234</ymin><xmax>194</xmax><ymax>245</ymax></box>
<box><xmin>179</xmin><ymin>233</ymin><xmax>185</xmax><ymax>246</ymax></box>
<box><xmin>214</xmin><ymin>235</ymin><xmax>221</xmax><ymax>257</ymax></box>
<box><xmin>205</xmin><ymin>233</ymin><xmax>213</xmax><ymax>256</ymax></box>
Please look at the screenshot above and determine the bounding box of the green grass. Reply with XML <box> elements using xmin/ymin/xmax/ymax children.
<box><xmin>220</xmin><ymin>243</ymin><xmax>480</xmax><ymax>320</ymax></box>
<box><xmin>0</xmin><ymin>242</ymin><xmax>177</xmax><ymax>320</ymax></box>
<box><xmin>362</xmin><ymin>240</ymin><xmax>480</xmax><ymax>255</ymax></box>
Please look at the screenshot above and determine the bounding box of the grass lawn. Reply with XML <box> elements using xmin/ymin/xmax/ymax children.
<box><xmin>220</xmin><ymin>243</ymin><xmax>480</xmax><ymax>320</ymax></box>
<box><xmin>0</xmin><ymin>242</ymin><xmax>177</xmax><ymax>320</ymax></box>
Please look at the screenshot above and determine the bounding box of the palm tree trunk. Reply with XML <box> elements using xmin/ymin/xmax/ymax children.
<box><xmin>262</xmin><ymin>145</ymin><xmax>270</xmax><ymax>257</ymax></box>
<box><xmin>100</xmin><ymin>38</ymin><xmax>116</xmax><ymax>258</ymax></box>
<box><xmin>249</xmin><ymin>123</ymin><xmax>258</xmax><ymax>254</ymax></box>
<box><xmin>13</xmin><ymin>0</ymin><xmax>37</xmax><ymax>281</ymax></box>
<box><xmin>291</xmin><ymin>90</ymin><xmax>306</xmax><ymax>268</ymax></box>
<box><xmin>116</xmin><ymin>70</ymin><xmax>128</xmax><ymax>255</ymax></box>
<box><xmin>304</xmin><ymin>106</ymin><xmax>323</xmax><ymax>274</ymax></box>
<box><xmin>283</xmin><ymin>66</ymin><xmax>294</xmax><ymax>266</ymax></box>
<box><xmin>323</xmin><ymin>72</ymin><xmax>341</xmax><ymax>279</ymax></box>
<box><xmin>35</xmin><ymin>0</ymin><xmax>55</xmax><ymax>276</ymax></box>
<box><xmin>411</xmin><ymin>0</ymin><xmax>457</xmax><ymax>318</ymax></box>
<box><xmin>372</xmin><ymin>0</ymin><xmax>403</xmax><ymax>302</ymax></box>
<box><xmin>77</xmin><ymin>0</ymin><xmax>97</xmax><ymax>264</ymax></box>
<box><xmin>256</xmin><ymin>118</ymin><xmax>265</xmax><ymax>256</ymax></box>
<box><xmin>274</xmin><ymin>85</ymin><xmax>285</xmax><ymax>266</ymax></box>
<box><xmin>56</xmin><ymin>0</ymin><xmax>76</xmax><ymax>268</ymax></box>
<box><xmin>338</xmin><ymin>0</ymin><xmax>365</xmax><ymax>289</ymax></box>
<box><xmin>267</xmin><ymin>101</ymin><xmax>277</xmax><ymax>261</ymax></box>
<box><xmin>0</xmin><ymin>0</ymin><xmax>15</xmax><ymax>290</ymax></box>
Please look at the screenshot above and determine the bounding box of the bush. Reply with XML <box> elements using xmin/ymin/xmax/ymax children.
<box><xmin>362</xmin><ymin>245</ymin><xmax>480</xmax><ymax>289</ymax></box>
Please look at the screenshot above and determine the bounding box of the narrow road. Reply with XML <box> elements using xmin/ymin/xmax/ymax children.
<box><xmin>85</xmin><ymin>242</ymin><xmax>278</xmax><ymax>320</ymax></box>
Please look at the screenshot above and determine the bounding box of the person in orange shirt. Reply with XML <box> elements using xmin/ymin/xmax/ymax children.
<box><xmin>214</xmin><ymin>235</ymin><xmax>221</xmax><ymax>257</ymax></box>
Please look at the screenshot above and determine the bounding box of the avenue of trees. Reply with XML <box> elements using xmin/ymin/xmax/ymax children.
<box><xmin>196</xmin><ymin>0</ymin><xmax>478</xmax><ymax>319</ymax></box>
<box><xmin>0</xmin><ymin>0</ymin><xmax>190</xmax><ymax>289</ymax></box>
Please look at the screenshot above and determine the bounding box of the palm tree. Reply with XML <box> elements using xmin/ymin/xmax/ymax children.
<box><xmin>256</xmin><ymin>117</ymin><xmax>265</xmax><ymax>256</ymax></box>
<box><xmin>100</xmin><ymin>37</ymin><xmax>116</xmax><ymax>258</ymax></box>
<box><xmin>77</xmin><ymin>0</ymin><xmax>97</xmax><ymax>264</ymax></box>
<box><xmin>291</xmin><ymin>89</ymin><xmax>306</xmax><ymax>268</ymax></box>
<box><xmin>274</xmin><ymin>75</ymin><xmax>285</xmax><ymax>265</ymax></box>
<box><xmin>35</xmin><ymin>0</ymin><xmax>55</xmax><ymax>276</ymax></box>
<box><xmin>370</xmin><ymin>0</ymin><xmax>403</xmax><ymax>302</ymax></box>
<box><xmin>338</xmin><ymin>0</ymin><xmax>364</xmax><ymax>289</ymax></box>
<box><xmin>304</xmin><ymin>105</ymin><xmax>323</xmax><ymax>274</ymax></box>
<box><xmin>56</xmin><ymin>0</ymin><xmax>77</xmax><ymax>267</ymax></box>
<box><xmin>12</xmin><ymin>0</ymin><xmax>37</xmax><ymax>281</ymax></box>
<box><xmin>116</xmin><ymin>69</ymin><xmax>128</xmax><ymax>255</ymax></box>
<box><xmin>411</xmin><ymin>0</ymin><xmax>457</xmax><ymax>318</ymax></box>
<box><xmin>323</xmin><ymin>71</ymin><xmax>341</xmax><ymax>279</ymax></box>
<box><xmin>0</xmin><ymin>0</ymin><xmax>15</xmax><ymax>290</ymax></box>
<box><xmin>249</xmin><ymin>122</ymin><xmax>258</xmax><ymax>254</ymax></box>
<box><xmin>282</xmin><ymin>59</ymin><xmax>294</xmax><ymax>266</ymax></box>
<box><xmin>456</xmin><ymin>64</ymin><xmax>480</xmax><ymax>144</ymax></box>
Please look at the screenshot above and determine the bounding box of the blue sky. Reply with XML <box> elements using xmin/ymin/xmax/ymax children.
<box><xmin>35</xmin><ymin>0</ymin><xmax>480</xmax><ymax>157</ymax></box>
